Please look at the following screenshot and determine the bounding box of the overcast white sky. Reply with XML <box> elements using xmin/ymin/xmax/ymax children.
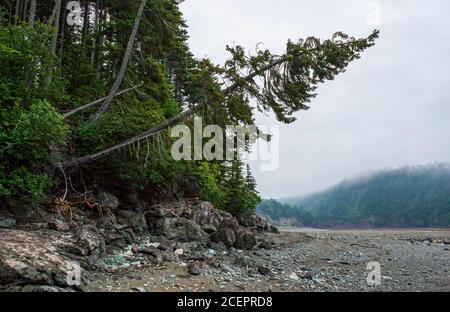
<box><xmin>180</xmin><ymin>0</ymin><xmax>450</xmax><ymax>199</ymax></box>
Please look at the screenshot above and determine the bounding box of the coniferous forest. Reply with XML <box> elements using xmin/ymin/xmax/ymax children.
<box><xmin>0</xmin><ymin>0</ymin><xmax>378</xmax><ymax>215</ymax></box>
<box><xmin>259</xmin><ymin>164</ymin><xmax>450</xmax><ymax>228</ymax></box>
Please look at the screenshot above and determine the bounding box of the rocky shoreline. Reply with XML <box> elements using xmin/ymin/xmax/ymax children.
<box><xmin>87</xmin><ymin>229</ymin><xmax>450</xmax><ymax>292</ymax></box>
<box><xmin>1</xmin><ymin>194</ymin><xmax>449</xmax><ymax>292</ymax></box>
<box><xmin>0</xmin><ymin>193</ymin><xmax>278</xmax><ymax>292</ymax></box>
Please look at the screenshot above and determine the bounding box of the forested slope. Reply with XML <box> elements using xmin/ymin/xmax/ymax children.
<box><xmin>0</xmin><ymin>0</ymin><xmax>377</xmax><ymax>215</ymax></box>
<box><xmin>259</xmin><ymin>164</ymin><xmax>450</xmax><ymax>227</ymax></box>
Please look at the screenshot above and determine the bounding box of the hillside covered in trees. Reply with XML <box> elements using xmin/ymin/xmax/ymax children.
<box><xmin>0</xmin><ymin>0</ymin><xmax>377</xmax><ymax>217</ymax></box>
<box><xmin>259</xmin><ymin>164</ymin><xmax>450</xmax><ymax>228</ymax></box>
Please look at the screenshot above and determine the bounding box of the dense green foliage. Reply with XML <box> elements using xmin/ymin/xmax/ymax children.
<box><xmin>259</xmin><ymin>164</ymin><xmax>450</xmax><ymax>227</ymax></box>
<box><xmin>0</xmin><ymin>1</ymin><xmax>376</xmax><ymax>214</ymax></box>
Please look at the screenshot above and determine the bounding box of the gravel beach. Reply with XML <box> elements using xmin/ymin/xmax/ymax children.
<box><xmin>84</xmin><ymin>229</ymin><xmax>450</xmax><ymax>292</ymax></box>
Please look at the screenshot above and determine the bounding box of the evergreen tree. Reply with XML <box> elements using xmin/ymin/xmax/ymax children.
<box><xmin>0</xmin><ymin>1</ymin><xmax>378</xmax><ymax>215</ymax></box>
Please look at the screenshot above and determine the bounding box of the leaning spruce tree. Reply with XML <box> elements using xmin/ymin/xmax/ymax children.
<box><xmin>0</xmin><ymin>0</ymin><xmax>379</xmax><ymax>211</ymax></box>
<box><xmin>68</xmin><ymin>30</ymin><xmax>380</xmax><ymax>166</ymax></box>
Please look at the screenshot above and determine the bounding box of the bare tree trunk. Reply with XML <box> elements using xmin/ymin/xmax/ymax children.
<box><xmin>46</xmin><ymin>0</ymin><xmax>62</xmax><ymax>88</ymax></box>
<box><xmin>89</xmin><ymin>0</ymin><xmax>147</xmax><ymax>124</ymax></box>
<box><xmin>8</xmin><ymin>0</ymin><xmax>13</xmax><ymax>24</ymax></box>
<box><xmin>28</xmin><ymin>0</ymin><xmax>36</xmax><ymax>27</ymax></box>
<box><xmin>96</xmin><ymin>0</ymin><xmax>105</xmax><ymax>80</ymax></box>
<box><xmin>51</xmin><ymin>0</ymin><xmax>62</xmax><ymax>55</ymax></box>
<box><xmin>82</xmin><ymin>0</ymin><xmax>90</xmax><ymax>56</ymax></box>
<box><xmin>59</xmin><ymin>0</ymin><xmax>67</xmax><ymax>63</ymax></box>
<box><xmin>90</xmin><ymin>0</ymin><xmax>99</xmax><ymax>65</ymax></box>
<box><xmin>22</xmin><ymin>0</ymin><xmax>28</xmax><ymax>21</ymax></box>
<box><xmin>24</xmin><ymin>0</ymin><xmax>34</xmax><ymax>87</ymax></box>
<box><xmin>14</xmin><ymin>0</ymin><xmax>21</xmax><ymax>24</ymax></box>
<box><xmin>48</xmin><ymin>0</ymin><xmax>59</xmax><ymax>25</ymax></box>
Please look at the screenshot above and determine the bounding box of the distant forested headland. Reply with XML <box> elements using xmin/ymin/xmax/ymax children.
<box><xmin>258</xmin><ymin>164</ymin><xmax>450</xmax><ymax>228</ymax></box>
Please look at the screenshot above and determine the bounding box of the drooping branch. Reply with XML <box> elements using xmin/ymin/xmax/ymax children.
<box><xmin>66</xmin><ymin>31</ymin><xmax>379</xmax><ymax>167</ymax></box>
<box><xmin>89</xmin><ymin>0</ymin><xmax>147</xmax><ymax>124</ymax></box>
<box><xmin>63</xmin><ymin>84</ymin><xmax>144</xmax><ymax>118</ymax></box>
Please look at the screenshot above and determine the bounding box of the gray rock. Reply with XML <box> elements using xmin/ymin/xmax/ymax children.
<box><xmin>48</xmin><ymin>219</ymin><xmax>70</xmax><ymax>232</ymax></box>
<box><xmin>190</xmin><ymin>202</ymin><xmax>221</xmax><ymax>229</ymax></box>
<box><xmin>96</xmin><ymin>216</ymin><xmax>116</xmax><ymax>230</ymax></box>
<box><xmin>237</xmin><ymin>214</ymin><xmax>278</xmax><ymax>233</ymax></box>
<box><xmin>152</xmin><ymin>218</ymin><xmax>209</xmax><ymax>245</ymax></box>
<box><xmin>211</xmin><ymin>227</ymin><xmax>236</xmax><ymax>248</ymax></box>
<box><xmin>4</xmin><ymin>285</ymin><xmax>75</xmax><ymax>292</ymax></box>
<box><xmin>258</xmin><ymin>239</ymin><xmax>273</xmax><ymax>250</ymax></box>
<box><xmin>116</xmin><ymin>210</ymin><xmax>148</xmax><ymax>235</ymax></box>
<box><xmin>175</xmin><ymin>242</ymin><xmax>202</xmax><ymax>255</ymax></box>
<box><xmin>97</xmin><ymin>191</ymin><xmax>120</xmax><ymax>210</ymax></box>
<box><xmin>210</xmin><ymin>218</ymin><xmax>240</xmax><ymax>248</ymax></box>
<box><xmin>157</xmin><ymin>239</ymin><xmax>175</xmax><ymax>252</ymax></box>
<box><xmin>235</xmin><ymin>255</ymin><xmax>253</xmax><ymax>268</ymax></box>
<box><xmin>258</xmin><ymin>265</ymin><xmax>272</xmax><ymax>276</ymax></box>
<box><xmin>162</xmin><ymin>251</ymin><xmax>178</xmax><ymax>262</ymax></box>
<box><xmin>188</xmin><ymin>262</ymin><xmax>202</xmax><ymax>276</ymax></box>
<box><xmin>0</xmin><ymin>216</ymin><xmax>16</xmax><ymax>229</ymax></box>
<box><xmin>302</xmin><ymin>272</ymin><xmax>313</xmax><ymax>280</ymax></box>
<box><xmin>202</xmin><ymin>225</ymin><xmax>217</xmax><ymax>234</ymax></box>
<box><xmin>0</xmin><ymin>229</ymin><xmax>87</xmax><ymax>289</ymax></box>
<box><xmin>101</xmin><ymin>230</ymin><xmax>122</xmax><ymax>243</ymax></box>
<box><xmin>235</xmin><ymin>230</ymin><xmax>257</xmax><ymax>250</ymax></box>
<box><xmin>74</xmin><ymin>225</ymin><xmax>105</xmax><ymax>257</ymax></box>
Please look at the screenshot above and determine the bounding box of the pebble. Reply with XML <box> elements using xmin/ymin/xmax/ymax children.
<box><xmin>289</xmin><ymin>273</ymin><xmax>299</xmax><ymax>281</ymax></box>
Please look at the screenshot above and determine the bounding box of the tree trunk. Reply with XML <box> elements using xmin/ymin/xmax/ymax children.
<box><xmin>51</xmin><ymin>0</ymin><xmax>62</xmax><ymax>55</ymax></box>
<box><xmin>59</xmin><ymin>0</ymin><xmax>67</xmax><ymax>63</ymax></box>
<box><xmin>82</xmin><ymin>0</ymin><xmax>90</xmax><ymax>55</ymax></box>
<box><xmin>48</xmin><ymin>0</ymin><xmax>59</xmax><ymax>25</ymax></box>
<box><xmin>22</xmin><ymin>0</ymin><xmax>28</xmax><ymax>21</ymax></box>
<box><xmin>89</xmin><ymin>0</ymin><xmax>147</xmax><ymax>124</ymax></box>
<box><xmin>96</xmin><ymin>0</ymin><xmax>105</xmax><ymax>80</ymax></box>
<box><xmin>28</xmin><ymin>0</ymin><xmax>36</xmax><ymax>27</ymax></box>
<box><xmin>46</xmin><ymin>0</ymin><xmax>62</xmax><ymax>88</ymax></box>
<box><xmin>90</xmin><ymin>0</ymin><xmax>99</xmax><ymax>65</ymax></box>
<box><xmin>14</xmin><ymin>0</ymin><xmax>20</xmax><ymax>24</ymax></box>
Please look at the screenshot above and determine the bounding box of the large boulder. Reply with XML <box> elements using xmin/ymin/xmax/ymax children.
<box><xmin>235</xmin><ymin>229</ymin><xmax>257</xmax><ymax>250</ymax></box>
<box><xmin>151</xmin><ymin>217</ymin><xmax>209</xmax><ymax>246</ymax></box>
<box><xmin>211</xmin><ymin>227</ymin><xmax>237</xmax><ymax>248</ymax></box>
<box><xmin>237</xmin><ymin>213</ymin><xmax>279</xmax><ymax>233</ymax></box>
<box><xmin>189</xmin><ymin>202</ymin><xmax>221</xmax><ymax>233</ymax></box>
<box><xmin>210</xmin><ymin>218</ymin><xmax>240</xmax><ymax>248</ymax></box>
<box><xmin>0</xmin><ymin>229</ymin><xmax>88</xmax><ymax>291</ymax></box>
<box><xmin>73</xmin><ymin>225</ymin><xmax>105</xmax><ymax>258</ymax></box>
<box><xmin>116</xmin><ymin>210</ymin><xmax>148</xmax><ymax>235</ymax></box>
<box><xmin>211</xmin><ymin>215</ymin><xmax>258</xmax><ymax>250</ymax></box>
